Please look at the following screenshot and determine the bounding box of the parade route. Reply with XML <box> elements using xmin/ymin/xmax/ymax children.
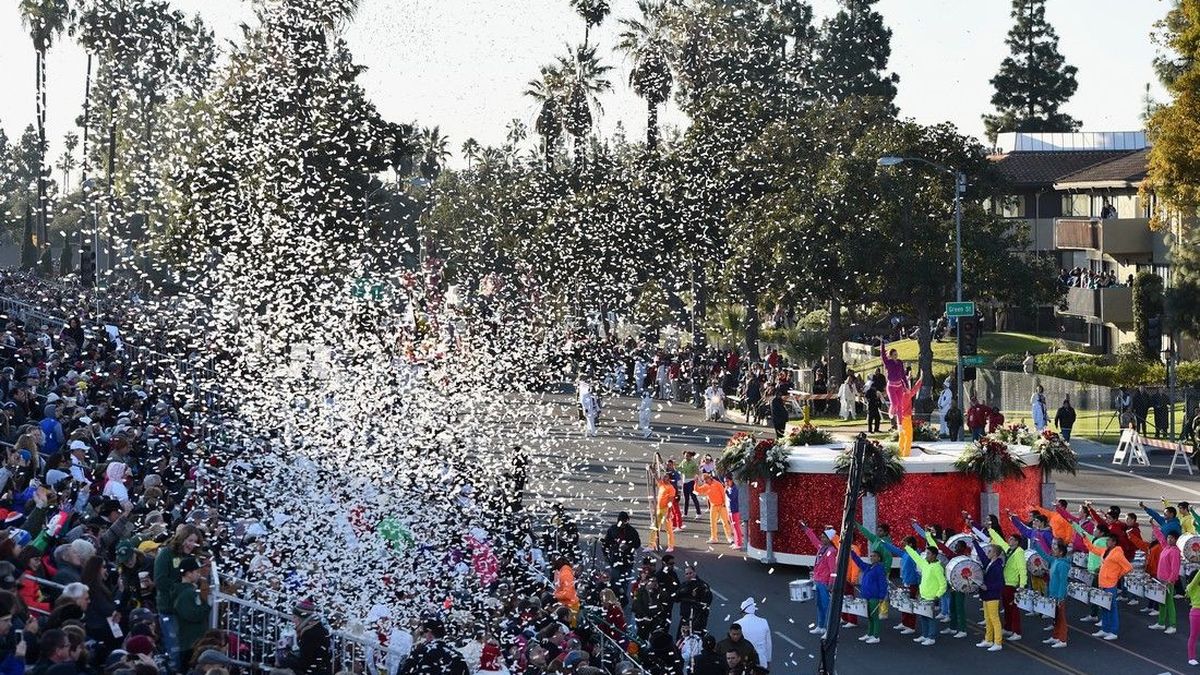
<box><xmin>530</xmin><ymin>390</ymin><xmax>1200</xmax><ymax>674</ymax></box>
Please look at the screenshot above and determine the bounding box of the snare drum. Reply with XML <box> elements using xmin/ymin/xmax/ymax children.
<box><xmin>946</xmin><ymin>533</ymin><xmax>976</xmax><ymax>557</ymax></box>
<box><xmin>1179</xmin><ymin>533</ymin><xmax>1200</xmax><ymax>564</ymax></box>
<box><xmin>947</xmin><ymin>555</ymin><xmax>984</xmax><ymax>593</ymax></box>
<box><xmin>1025</xmin><ymin>549</ymin><xmax>1049</xmax><ymax>577</ymax></box>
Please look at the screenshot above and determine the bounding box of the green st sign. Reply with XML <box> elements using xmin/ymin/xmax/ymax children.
<box><xmin>960</xmin><ymin>355</ymin><xmax>987</xmax><ymax>367</ymax></box>
<box><xmin>946</xmin><ymin>301</ymin><xmax>976</xmax><ymax>318</ymax></box>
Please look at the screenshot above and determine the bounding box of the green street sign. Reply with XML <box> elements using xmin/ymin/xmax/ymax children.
<box><xmin>946</xmin><ymin>301</ymin><xmax>976</xmax><ymax>318</ymax></box>
<box><xmin>351</xmin><ymin>278</ymin><xmax>388</xmax><ymax>301</ymax></box>
<box><xmin>961</xmin><ymin>355</ymin><xmax>986</xmax><ymax>367</ymax></box>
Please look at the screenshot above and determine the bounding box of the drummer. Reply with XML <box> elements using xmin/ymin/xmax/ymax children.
<box><xmin>849</xmin><ymin>547</ymin><xmax>888</xmax><ymax>645</ymax></box>
<box><xmin>1028</xmin><ymin>537</ymin><xmax>1071</xmax><ymax>648</ymax></box>
<box><xmin>972</xmin><ymin>540</ymin><xmax>1007</xmax><ymax>652</ymax></box>
<box><xmin>1008</xmin><ymin>510</ymin><xmax>1052</xmax><ymax>596</ymax></box>
<box><xmin>986</xmin><ymin>527</ymin><xmax>1028</xmax><ymax>642</ymax></box>
<box><xmin>912</xmin><ymin>520</ymin><xmax>970</xmax><ymax>639</ymax></box>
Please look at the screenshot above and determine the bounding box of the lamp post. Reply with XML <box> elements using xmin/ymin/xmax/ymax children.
<box><xmin>877</xmin><ymin>156</ymin><xmax>966</xmax><ymax>413</ymax></box>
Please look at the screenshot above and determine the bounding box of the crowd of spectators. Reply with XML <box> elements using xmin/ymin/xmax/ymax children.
<box><xmin>1059</xmin><ymin>268</ymin><xmax>1126</xmax><ymax>290</ymax></box>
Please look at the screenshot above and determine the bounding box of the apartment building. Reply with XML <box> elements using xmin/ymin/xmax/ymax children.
<box><xmin>989</xmin><ymin>131</ymin><xmax>1176</xmax><ymax>355</ymax></box>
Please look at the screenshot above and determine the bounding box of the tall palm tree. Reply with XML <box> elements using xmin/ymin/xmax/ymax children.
<box><xmin>460</xmin><ymin>138</ymin><xmax>481</xmax><ymax>170</ymax></box>
<box><xmin>558</xmin><ymin>44</ymin><xmax>613</xmax><ymax>170</ymax></box>
<box><xmin>570</xmin><ymin>0</ymin><xmax>610</xmax><ymax>47</ymax></box>
<box><xmin>524</xmin><ymin>64</ymin><xmax>568</xmax><ymax>169</ymax></box>
<box><xmin>20</xmin><ymin>0</ymin><xmax>71</xmax><ymax>247</ymax></box>
<box><xmin>617</xmin><ymin>0</ymin><xmax>673</xmax><ymax>151</ymax></box>
<box><xmin>419</xmin><ymin>126</ymin><xmax>451</xmax><ymax>181</ymax></box>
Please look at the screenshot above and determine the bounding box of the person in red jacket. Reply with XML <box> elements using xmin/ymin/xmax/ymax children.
<box><xmin>966</xmin><ymin>397</ymin><xmax>989</xmax><ymax>440</ymax></box>
<box><xmin>986</xmin><ymin>406</ymin><xmax>1006</xmax><ymax>434</ymax></box>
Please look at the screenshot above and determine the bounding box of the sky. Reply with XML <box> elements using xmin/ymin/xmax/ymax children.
<box><xmin>0</xmin><ymin>0</ymin><xmax>1173</xmax><ymax>172</ymax></box>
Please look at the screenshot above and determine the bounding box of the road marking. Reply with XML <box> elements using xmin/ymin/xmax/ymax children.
<box><xmin>711</xmin><ymin>588</ymin><xmax>729</xmax><ymax>602</ymax></box>
<box><xmin>774</xmin><ymin>631</ymin><xmax>804</xmax><ymax>649</ymax></box>
<box><xmin>1067</xmin><ymin>625</ymin><xmax>1186</xmax><ymax>675</ymax></box>
<box><xmin>1079</xmin><ymin>462</ymin><xmax>1200</xmax><ymax>499</ymax></box>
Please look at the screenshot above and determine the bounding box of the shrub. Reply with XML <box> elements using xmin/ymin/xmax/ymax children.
<box><xmin>992</xmin><ymin>353</ymin><xmax>1025</xmax><ymax>372</ymax></box>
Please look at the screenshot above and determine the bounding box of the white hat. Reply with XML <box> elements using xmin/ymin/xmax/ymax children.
<box><xmin>740</xmin><ymin>597</ymin><xmax>757</xmax><ymax>613</ymax></box>
<box><xmin>69</xmin><ymin>440</ymin><xmax>89</xmax><ymax>452</ymax></box>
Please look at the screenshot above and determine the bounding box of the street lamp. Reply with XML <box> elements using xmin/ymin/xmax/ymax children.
<box><xmin>877</xmin><ymin>156</ymin><xmax>967</xmax><ymax>415</ymax></box>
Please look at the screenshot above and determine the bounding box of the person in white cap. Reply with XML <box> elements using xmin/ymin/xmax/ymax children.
<box><xmin>736</xmin><ymin>597</ymin><xmax>771</xmax><ymax>671</ymax></box>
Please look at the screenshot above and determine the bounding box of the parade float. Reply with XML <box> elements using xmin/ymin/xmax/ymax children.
<box><xmin>723</xmin><ymin>424</ymin><xmax>1075</xmax><ymax>566</ymax></box>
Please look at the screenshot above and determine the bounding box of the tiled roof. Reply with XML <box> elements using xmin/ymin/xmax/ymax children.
<box><xmin>1053</xmin><ymin>148</ymin><xmax>1149</xmax><ymax>188</ymax></box>
<box><xmin>989</xmin><ymin>150</ymin><xmax>1137</xmax><ymax>188</ymax></box>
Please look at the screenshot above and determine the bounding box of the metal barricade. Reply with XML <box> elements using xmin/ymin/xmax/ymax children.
<box><xmin>208</xmin><ymin>566</ymin><xmax>406</xmax><ymax>675</ymax></box>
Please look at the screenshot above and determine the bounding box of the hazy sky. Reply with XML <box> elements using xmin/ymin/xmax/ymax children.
<box><xmin>0</xmin><ymin>0</ymin><xmax>1172</xmax><ymax>173</ymax></box>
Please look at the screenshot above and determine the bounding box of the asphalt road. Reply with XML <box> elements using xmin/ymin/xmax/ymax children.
<box><xmin>524</xmin><ymin>390</ymin><xmax>1200</xmax><ymax>675</ymax></box>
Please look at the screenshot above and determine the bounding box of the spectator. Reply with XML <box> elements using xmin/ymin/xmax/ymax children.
<box><xmin>279</xmin><ymin>601</ymin><xmax>332</xmax><ymax>675</ymax></box>
<box><xmin>1054</xmin><ymin>398</ymin><xmax>1076</xmax><ymax>441</ymax></box>
<box><xmin>944</xmin><ymin>399</ymin><xmax>963</xmax><ymax>442</ymax></box>
<box><xmin>398</xmin><ymin>618</ymin><xmax>469</xmax><ymax>675</ymax></box>
<box><xmin>714</xmin><ymin>624</ymin><xmax>758</xmax><ymax>668</ymax></box>
<box><xmin>690</xmin><ymin>634</ymin><xmax>725</xmax><ymax>675</ymax></box>
<box><xmin>174</xmin><ymin>557</ymin><xmax>211</xmax><ymax>667</ymax></box>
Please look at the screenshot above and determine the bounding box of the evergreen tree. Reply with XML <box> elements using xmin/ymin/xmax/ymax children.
<box><xmin>810</xmin><ymin>0</ymin><xmax>898</xmax><ymax>111</ymax></box>
<box><xmin>983</xmin><ymin>0</ymin><xmax>1080</xmax><ymax>143</ymax></box>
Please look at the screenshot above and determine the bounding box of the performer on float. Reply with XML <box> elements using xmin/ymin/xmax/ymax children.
<box><xmin>937</xmin><ymin>378</ymin><xmax>953</xmax><ymax>437</ymax></box>
<box><xmin>1031</xmin><ymin>384</ymin><xmax>1049</xmax><ymax>432</ymax></box>
<box><xmin>880</xmin><ymin>340</ymin><xmax>907</xmax><ymax>424</ymax></box>
<box><xmin>896</xmin><ymin>376</ymin><xmax>923</xmax><ymax>457</ymax></box>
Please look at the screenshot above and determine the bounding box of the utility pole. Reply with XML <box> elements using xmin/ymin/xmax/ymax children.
<box><xmin>817</xmin><ymin>433</ymin><xmax>868</xmax><ymax>674</ymax></box>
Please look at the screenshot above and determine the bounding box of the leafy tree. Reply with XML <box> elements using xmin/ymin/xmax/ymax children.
<box><xmin>983</xmin><ymin>0</ymin><xmax>1081</xmax><ymax>143</ymax></box>
<box><xmin>1133</xmin><ymin>271</ymin><xmax>1165</xmax><ymax>359</ymax></box>
<box><xmin>617</xmin><ymin>0</ymin><xmax>673</xmax><ymax>151</ymax></box>
<box><xmin>810</xmin><ymin>0</ymin><xmax>898</xmax><ymax>111</ymax></box>
<box><xmin>1145</xmin><ymin>0</ymin><xmax>1200</xmax><ymax>340</ymax></box>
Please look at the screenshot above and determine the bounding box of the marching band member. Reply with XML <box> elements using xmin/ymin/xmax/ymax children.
<box><xmin>1028</xmin><ymin>537</ymin><xmax>1071</xmax><ymax>648</ymax></box>
<box><xmin>904</xmin><ymin>541</ymin><xmax>948</xmax><ymax>646</ymax></box>
<box><xmin>1074</xmin><ymin>520</ymin><xmax>1133</xmax><ymax>640</ymax></box>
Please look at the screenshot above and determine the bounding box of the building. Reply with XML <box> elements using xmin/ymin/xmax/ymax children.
<box><xmin>989</xmin><ymin>131</ymin><xmax>1177</xmax><ymax>355</ymax></box>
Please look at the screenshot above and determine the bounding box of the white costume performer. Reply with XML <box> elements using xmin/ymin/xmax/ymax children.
<box><xmin>704</xmin><ymin>384</ymin><xmax>726</xmax><ymax>421</ymax></box>
<box><xmin>837</xmin><ymin>379</ymin><xmax>856</xmax><ymax>420</ymax></box>
<box><xmin>937</xmin><ymin>378</ymin><xmax>953</xmax><ymax>437</ymax></box>
<box><xmin>580</xmin><ymin>383</ymin><xmax>600</xmax><ymax>437</ymax></box>
<box><xmin>738</xmin><ymin>598</ymin><xmax>772</xmax><ymax>670</ymax></box>
<box><xmin>634</xmin><ymin>358</ymin><xmax>647</xmax><ymax>394</ymax></box>
<box><xmin>637</xmin><ymin>391</ymin><xmax>653</xmax><ymax>438</ymax></box>
<box><xmin>1031</xmin><ymin>390</ymin><xmax>1048</xmax><ymax>431</ymax></box>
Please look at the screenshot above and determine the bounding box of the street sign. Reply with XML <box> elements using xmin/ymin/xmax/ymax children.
<box><xmin>946</xmin><ymin>301</ymin><xmax>975</xmax><ymax>318</ymax></box>
<box><xmin>961</xmin><ymin>355</ymin><xmax>986</xmax><ymax>367</ymax></box>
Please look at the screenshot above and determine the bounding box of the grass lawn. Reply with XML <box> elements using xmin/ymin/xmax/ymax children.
<box><xmin>852</xmin><ymin>331</ymin><xmax>1055</xmax><ymax>376</ymax></box>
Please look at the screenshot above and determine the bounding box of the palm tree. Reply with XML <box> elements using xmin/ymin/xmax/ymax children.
<box><xmin>570</xmin><ymin>0</ymin><xmax>610</xmax><ymax>47</ymax></box>
<box><xmin>617</xmin><ymin>1</ymin><xmax>673</xmax><ymax>151</ymax></box>
<box><xmin>524</xmin><ymin>64</ymin><xmax>568</xmax><ymax>169</ymax></box>
<box><xmin>558</xmin><ymin>44</ymin><xmax>613</xmax><ymax>169</ymax></box>
<box><xmin>58</xmin><ymin>131</ymin><xmax>79</xmax><ymax>188</ymax></box>
<box><xmin>419</xmin><ymin>126</ymin><xmax>451</xmax><ymax>181</ymax></box>
<box><xmin>19</xmin><ymin>0</ymin><xmax>71</xmax><ymax>247</ymax></box>
<box><xmin>460</xmin><ymin>138</ymin><xmax>481</xmax><ymax>170</ymax></box>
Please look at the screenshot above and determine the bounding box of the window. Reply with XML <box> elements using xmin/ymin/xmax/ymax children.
<box><xmin>999</xmin><ymin>195</ymin><xmax>1026</xmax><ymax>218</ymax></box>
<box><xmin>1113</xmin><ymin>194</ymin><xmax>1142</xmax><ymax>219</ymax></box>
<box><xmin>1061</xmin><ymin>194</ymin><xmax>1091</xmax><ymax>217</ymax></box>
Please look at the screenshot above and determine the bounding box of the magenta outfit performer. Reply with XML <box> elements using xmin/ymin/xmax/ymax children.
<box><xmin>880</xmin><ymin>341</ymin><xmax>907</xmax><ymax>422</ymax></box>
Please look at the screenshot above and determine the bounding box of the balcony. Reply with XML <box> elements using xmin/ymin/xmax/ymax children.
<box><xmin>1059</xmin><ymin>286</ymin><xmax>1133</xmax><ymax>325</ymax></box>
<box><xmin>1054</xmin><ymin>218</ymin><xmax>1152</xmax><ymax>255</ymax></box>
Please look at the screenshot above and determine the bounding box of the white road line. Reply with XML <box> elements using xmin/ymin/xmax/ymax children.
<box><xmin>774</xmin><ymin>631</ymin><xmax>805</xmax><ymax>649</ymax></box>
<box><xmin>711</xmin><ymin>588</ymin><xmax>729</xmax><ymax>602</ymax></box>
<box><xmin>1078</xmin><ymin>462</ymin><xmax>1200</xmax><ymax>498</ymax></box>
